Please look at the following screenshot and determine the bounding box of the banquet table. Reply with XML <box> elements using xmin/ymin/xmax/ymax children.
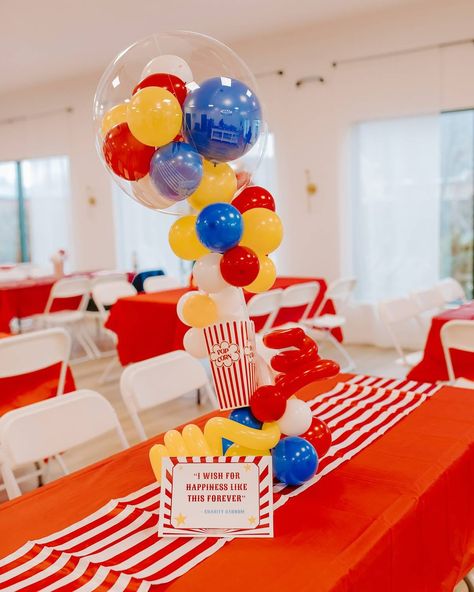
<box><xmin>0</xmin><ymin>272</ymin><xmax>135</xmax><ymax>333</ymax></box>
<box><xmin>106</xmin><ymin>276</ymin><xmax>341</xmax><ymax>366</ymax></box>
<box><xmin>407</xmin><ymin>302</ymin><xmax>474</xmax><ymax>383</ymax></box>
<box><xmin>0</xmin><ymin>374</ymin><xmax>473</xmax><ymax>591</ymax></box>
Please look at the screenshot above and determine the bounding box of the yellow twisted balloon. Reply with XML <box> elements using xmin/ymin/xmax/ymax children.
<box><xmin>149</xmin><ymin>418</ymin><xmax>280</xmax><ymax>482</ymax></box>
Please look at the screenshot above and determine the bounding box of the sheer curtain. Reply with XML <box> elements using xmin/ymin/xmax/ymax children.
<box><xmin>351</xmin><ymin>114</ymin><xmax>441</xmax><ymax>301</ymax></box>
<box><xmin>113</xmin><ymin>184</ymin><xmax>188</xmax><ymax>279</ymax></box>
<box><xmin>21</xmin><ymin>156</ymin><xmax>72</xmax><ymax>268</ymax></box>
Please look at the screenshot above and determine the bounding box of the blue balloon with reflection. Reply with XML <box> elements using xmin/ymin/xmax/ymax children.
<box><xmin>183</xmin><ymin>77</ymin><xmax>262</xmax><ymax>162</ymax></box>
<box><xmin>149</xmin><ymin>142</ymin><xmax>203</xmax><ymax>201</ymax></box>
<box><xmin>272</xmin><ymin>436</ymin><xmax>318</xmax><ymax>486</ymax></box>
<box><xmin>196</xmin><ymin>203</ymin><xmax>243</xmax><ymax>253</ymax></box>
<box><xmin>223</xmin><ymin>407</ymin><xmax>262</xmax><ymax>453</ymax></box>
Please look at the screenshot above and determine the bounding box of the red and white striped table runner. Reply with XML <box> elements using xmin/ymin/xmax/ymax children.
<box><xmin>0</xmin><ymin>376</ymin><xmax>440</xmax><ymax>591</ymax></box>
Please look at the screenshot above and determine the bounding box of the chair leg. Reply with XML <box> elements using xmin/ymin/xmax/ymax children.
<box><xmin>196</xmin><ymin>388</ymin><xmax>201</xmax><ymax>405</ymax></box>
<box><xmin>0</xmin><ymin>463</ymin><xmax>22</xmax><ymax>499</ymax></box>
<box><xmin>327</xmin><ymin>332</ymin><xmax>356</xmax><ymax>372</ymax></box>
<box><xmin>54</xmin><ymin>454</ymin><xmax>70</xmax><ymax>476</ymax></box>
<box><xmin>99</xmin><ymin>357</ymin><xmax>121</xmax><ymax>384</ymax></box>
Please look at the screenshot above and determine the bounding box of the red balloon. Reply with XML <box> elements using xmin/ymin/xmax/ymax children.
<box><xmin>220</xmin><ymin>246</ymin><xmax>260</xmax><ymax>287</ymax></box>
<box><xmin>263</xmin><ymin>327</ymin><xmax>306</xmax><ymax>350</ymax></box>
<box><xmin>302</xmin><ymin>417</ymin><xmax>332</xmax><ymax>458</ymax></box>
<box><xmin>275</xmin><ymin>359</ymin><xmax>340</xmax><ymax>398</ymax></box>
<box><xmin>270</xmin><ymin>336</ymin><xmax>319</xmax><ymax>373</ymax></box>
<box><xmin>232</xmin><ymin>185</ymin><xmax>276</xmax><ymax>214</ymax></box>
<box><xmin>132</xmin><ymin>73</ymin><xmax>188</xmax><ymax>105</ymax></box>
<box><xmin>103</xmin><ymin>122</ymin><xmax>155</xmax><ymax>181</ymax></box>
<box><xmin>250</xmin><ymin>385</ymin><xmax>287</xmax><ymax>422</ymax></box>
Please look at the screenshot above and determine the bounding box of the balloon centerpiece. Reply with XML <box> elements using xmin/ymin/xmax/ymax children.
<box><xmin>94</xmin><ymin>32</ymin><xmax>340</xmax><ymax>488</ymax></box>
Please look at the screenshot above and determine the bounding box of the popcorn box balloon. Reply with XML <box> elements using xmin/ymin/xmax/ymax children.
<box><xmin>203</xmin><ymin>320</ymin><xmax>257</xmax><ymax>410</ymax></box>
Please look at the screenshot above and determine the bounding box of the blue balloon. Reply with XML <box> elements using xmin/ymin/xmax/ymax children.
<box><xmin>149</xmin><ymin>142</ymin><xmax>203</xmax><ymax>201</ymax></box>
<box><xmin>229</xmin><ymin>407</ymin><xmax>262</xmax><ymax>429</ymax></box>
<box><xmin>222</xmin><ymin>407</ymin><xmax>262</xmax><ymax>454</ymax></box>
<box><xmin>196</xmin><ymin>203</ymin><xmax>243</xmax><ymax>253</ymax></box>
<box><xmin>272</xmin><ymin>437</ymin><xmax>318</xmax><ymax>486</ymax></box>
<box><xmin>183</xmin><ymin>77</ymin><xmax>262</xmax><ymax>162</ymax></box>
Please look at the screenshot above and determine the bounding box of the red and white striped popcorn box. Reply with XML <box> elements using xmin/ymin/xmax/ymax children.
<box><xmin>203</xmin><ymin>320</ymin><xmax>257</xmax><ymax>410</ymax></box>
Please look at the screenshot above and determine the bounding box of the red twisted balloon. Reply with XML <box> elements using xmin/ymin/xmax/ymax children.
<box><xmin>250</xmin><ymin>327</ymin><xmax>340</xmax><ymax>422</ymax></box>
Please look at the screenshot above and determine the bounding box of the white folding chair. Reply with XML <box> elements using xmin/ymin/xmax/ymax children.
<box><xmin>278</xmin><ymin>282</ymin><xmax>320</xmax><ymax>321</ymax></box>
<box><xmin>378</xmin><ymin>297</ymin><xmax>424</xmax><ymax>367</ymax></box>
<box><xmin>143</xmin><ymin>275</ymin><xmax>182</xmax><ymax>293</ymax></box>
<box><xmin>92</xmin><ymin>280</ymin><xmax>137</xmax><ymax>322</ymax></box>
<box><xmin>410</xmin><ymin>287</ymin><xmax>445</xmax><ymax>330</ymax></box>
<box><xmin>91</xmin><ymin>271</ymin><xmax>129</xmax><ymax>287</ymax></box>
<box><xmin>0</xmin><ymin>390</ymin><xmax>129</xmax><ymax>499</ymax></box>
<box><xmin>440</xmin><ymin>320</ymin><xmax>474</xmax><ymax>388</ymax></box>
<box><xmin>247</xmin><ymin>289</ymin><xmax>283</xmax><ymax>333</ymax></box>
<box><xmin>120</xmin><ymin>350</ymin><xmax>216</xmax><ymax>441</ymax></box>
<box><xmin>436</xmin><ymin>277</ymin><xmax>467</xmax><ymax>306</ymax></box>
<box><xmin>37</xmin><ymin>276</ymin><xmax>98</xmax><ymax>361</ymax></box>
<box><xmin>92</xmin><ymin>280</ymin><xmax>137</xmax><ymax>382</ymax></box>
<box><xmin>0</xmin><ymin>328</ymin><xmax>71</xmax><ymax>396</ymax></box>
<box><xmin>301</xmin><ymin>278</ymin><xmax>356</xmax><ymax>372</ymax></box>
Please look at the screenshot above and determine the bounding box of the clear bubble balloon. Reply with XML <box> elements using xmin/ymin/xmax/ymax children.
<box><xmin>93</xmin><ymin>31</ymin><xmax>268</xmax><ymax>213</ymax></box>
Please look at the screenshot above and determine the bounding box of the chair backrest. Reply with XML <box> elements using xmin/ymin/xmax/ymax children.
<box><xmin>92</xmin><ymin>280</ymin><xmax>137</xmax><ymax>318</ymax></box>
<box><xmin>246</xmin><ymin>289</ymin><xmax>283</xmax><ymax>332</ymax></box>
<box><xmin>440</xmin><ymin>320</ymin><xmax>474</xmax><ymax>381</ymax></box>
<box><xmin>143</xmin><ymin>275</ymin><xmax>181</xmax><ymax>293</ymax></box>
<box><xmin>0</xmin><ymin>328</ymin><xmax>71</xmax><ymax>394</ymax></box>
<box><xmin>315</xmin><ymin>277</ymin><xmax>357</xmax><ymax>316</ymax></box>
<box><xmin>0</xmin><ymin>390</ymin><xmax>128</xmax><ymax>469</ymax></box>
<box><xmin>279</xmin><ymin>282</ymin><xmax>320</xmax><ymax>321</ymax></box>
<box><xmin>436</xmin><ymin>277</ymin><xmax>466</xmax><ymax>303</ymax></box>
<box><xmin>120</xmin><ymin>351</ymin><xmax>211</xmax><ymax>440</ymax></box>
<box><xmin>411</xmin><ymin>287</ymin><xmax>444</xmax><ymax>313</ymax></box>
<box><xmin>44</xmin><ymin>277</ymin><xmax>90</xmax><ymax>313</ymax></box>
<box><xmin>91</xmin><ymin>271</ymin><xmax>128</xmax><ymax>287</ymax></box>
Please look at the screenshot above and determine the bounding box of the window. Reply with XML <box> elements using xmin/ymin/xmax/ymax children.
<box><xmin>351</xmin><ymin>112</ymin><xmax>474</xmax><ymax>301</ymax></box>
<box><xmin>0</xmin><ymin>156</ymin><xmax>72</xmax><ymax>266</ymax></box>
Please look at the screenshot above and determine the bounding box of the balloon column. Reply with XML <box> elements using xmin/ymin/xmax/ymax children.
<box><xmin>95</xmin><ymin>33</ymin><xmax>339</xmax><ymax>488</ymax></box>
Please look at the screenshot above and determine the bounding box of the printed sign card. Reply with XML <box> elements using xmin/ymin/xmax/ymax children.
<box><xmin>159</xmin><ymin>456</ymin><xmax>273</xmax><ymax>538</ymax></box>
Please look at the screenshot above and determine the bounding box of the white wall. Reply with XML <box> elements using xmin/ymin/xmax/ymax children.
<box><xmin>1</xmin><ymin>0</ymin><xmax>474</xmax><ymax>281</ymax></box>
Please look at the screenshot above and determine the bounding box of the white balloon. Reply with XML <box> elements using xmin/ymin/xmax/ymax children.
<box><xmin>132</xmin><ymin>175</ymin><xmax>175</xmax><ymax>210</ymax></box>
<box><xmin>193</xmin><ymin>253</ymin><xmax>227</xmax><ymax>293</ymax></box>
<box><xmin>141</xmin><ymin>54</ymin><xmax>194</xmax><ymax>83</ymax></box>
<box><xmin>277</xmin><ymin>399</ymin><xmax>312</xmax><ymax>436</ymax></box>
<box><xmin>212</xmin><ymin>286</ymin><xmax>246</xmax><ymax>321</ymax></box>
<box><xmin>183</xmin><ymin>328</ymin><xmax>208</xmax><ymax>358</ymax></box>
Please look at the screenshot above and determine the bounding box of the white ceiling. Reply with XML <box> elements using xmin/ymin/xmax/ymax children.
<box><xmin>3</xmin><ymin>0</ymin><xmax>421</xmax><ymax>95</ymax></box>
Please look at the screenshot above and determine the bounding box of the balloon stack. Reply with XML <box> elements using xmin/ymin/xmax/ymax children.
<box><xmin>95</xmin><ymin>33</ymin><xmax>340</xmax><ymax>487</ymax></box>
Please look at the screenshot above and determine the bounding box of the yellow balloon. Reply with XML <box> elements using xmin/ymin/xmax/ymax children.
<box><xmin>241</xmin><ymin>208</ymin><xmax>283</xmax><ymax>254</ymax></box>
<box><xmin>181</xmin><ymin>293</ymin><xmax>218</xmax><ymax>328</ymax></box>
<box><xmin>127</xmin><ymin>87</ymin><xmax>182</xmax><ymax>147</ymax></box>
<box><xmin>245</xmin><ymin>256</ymin><xmax>276</xmax><ymax>293</ymax></box>
<box><xmin>149</xmin><ymin>420</ymin><xmax>280</xmax><ymax>483</ymax></box>
<box><xmin>188</xmin><ymin>160</ymin><xmax>237</xmax><ymax>210</ymax></box>
<box><xmin>169</xmin><ymin>215</ymin><xmax>209</xmax><ymax>260</ymax></box>
<box><xmin>225</xmin><ymin>443</ymin><xmax>271</xmax><ymax>456</ymax></box>
<box><xmin>101</xmin><ymin>103</ymin><xmax>128</xmax><ymax>135</ymax></box>
<box><xmin>204</xmin><ymin>418</ymin><xmax>280</xmax><ymax>455</ymax></box>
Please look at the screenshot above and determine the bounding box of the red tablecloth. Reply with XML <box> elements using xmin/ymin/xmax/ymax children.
<box><xmin>407</xmin><ymin>303</ymin><xmax>474</xmax><ymax>382</ymax></box>
<box><xmin>0</xmin><ymin>376</ymin><xmax>472</xmax><ymax>591</ymax></box>
<box><xmin>106</xmin><ymin>277</ymin><xmax>341</xmax><ymax>366</ymax></box>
